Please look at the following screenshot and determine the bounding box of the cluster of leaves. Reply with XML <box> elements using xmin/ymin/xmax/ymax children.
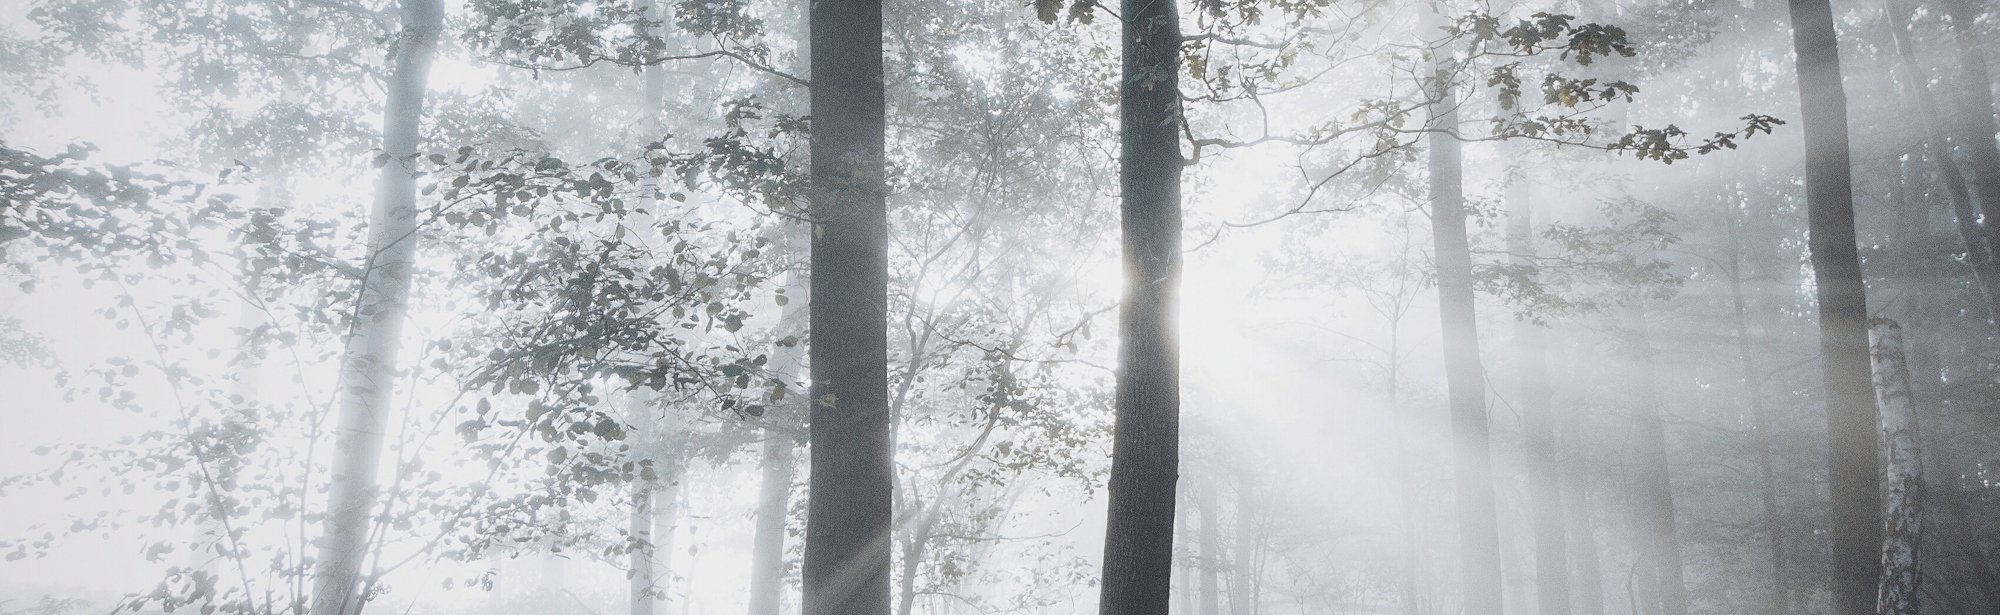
<box><xmin>1475</xmin><ymin>197</ymin><xmax>1683</xmax><ymax>322</ymax></box>
<box><xmin>462</xmin><ymin>0</ymin><xmax>785</xmax><ymax>78</ymax></box>
<box><xmin>1443</xmin><ymin>12</ymin><xmax>1787</xmax><ymax>161</ymax></box>
<box><xmin>0</xmin><ymin>142</ymin><xmax>239</xmax><ymax>287</ymax></box>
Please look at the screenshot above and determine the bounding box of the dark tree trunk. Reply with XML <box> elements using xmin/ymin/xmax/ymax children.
<box><xmin>1506</xmin><ymin>178</ymin><xmax>1570</xmax><ymax>615</ymax></box>
<box><xmin>1868</xmin><ymin>320</ymin><xmax>1922</xmax><ymax>615</ymax></box>
<box><xmin>309</xmin><ymin>0</ymin><xmax>441</xmax><ymax>612</ymax></box>
<box><xmin>1783</xmin><ymin>0</ymin><xmax>1882</xmax><ymax>612</ymax></box>
<box><xmin>1097</xmin><ymin>0</ymin><xmax>1183</xmax><ymax>612</ymax></box>
<box><xmin>803</xmin><ymin>0</ymin><xmax>892</xmax><ymax>612</ymax></box>
<box><xmin>1426</xmin><ymin>16</ymin><xmax>1503</xmax><ymax>615</ymax></box>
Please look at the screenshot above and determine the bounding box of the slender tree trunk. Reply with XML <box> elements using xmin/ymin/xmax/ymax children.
<box><xmin>1561</xmin><ymin>459</ymin><xmax>1604</xmax><ymax>615</ymax></box>
<box><xmin>664</xmin><ymin>471</ymin><xmax>688</xmax><ymax>611</ymax></box>
<box><xmin>749</xmin><ymin>431</ymin><xmax>796</xmax><ymax>615</ymax></box>
<box><xmin>802</xmin><ymin>0</ymin><xmax>891</xmax><ymax>612</ymax></box>
<box><xmin>1879</xmin><ymin>0</ymin><xmax>2000</xmax><ymax>326</ymax></box>
<box><xmin>1425</xmin><ymin>10</ymin><xmax>1503</xmax><ymax>615</ymax></box>
<box><xmin>631</xmin><ymin>394</ymin><xmax>658</xmax><ymax>615</ymax></box>
<box><xmin>1506</xmin><ymin>176</ymin><xmax>1570</xmax><ymax>615</ymax></box>
<box><xmin>308</xmin><ymin>0</ymin><xmax>441</xmax><ymax>612</ymax></box>
<box><xmin>750</xmin><ymin>268</ymin><xmax>804</xmax><ymax>615</ymax></box>
<box><xmin>1722</xmin><ymin>196</ymin><xmax>1792</xmax><ymax>615</ymax></box>
<box><xmin>1622</xmin><ymin>306</ymin><xmax>1687</xmax><ymax>615</ymax></box>
<box><xmin>1784</xmin><ymin>0</ymin><xmax>1882</xmax><ymax>610</ymax></box>
<box><xmin>1199</xmin><ymin>475</ymin><xmax>1221</xmax><ymax>615</ymax></box>
<box><xmin>1178</xmin><ymin>504</ymin><xmax>1196</xmax><ymax>615</ymax></box>
<box><xmin>1945</xmin><ymin>0</ymin><xmax>2000</xmax><ymax>235</ymax></box>
<box><xmin>1098</xmin><ymin>0</ymin><xmax>1183</xmax><ymax>612</ymax></box>
<box><xmin>1869</xmin><ymin>319</ymin><xmax>1923</xmax><ymax>615</ymax></box>
<box><xmin>1386</xmin><ymin>302</ymin><xmax>1427</xmax><ymax>615</ymax></box>
<box><xmin>1231</xmin><ymin>471</ymin><xmax>1255</xmax><ymax>615</ymax></box>
<box><xmin>1934</xmin><ymin>476</ymin><xmax>2000</xmax><ymax>610</ymax></box>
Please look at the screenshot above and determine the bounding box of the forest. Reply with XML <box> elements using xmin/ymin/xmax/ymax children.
<box><xmin>0</xmin><ymin>0</ymin><xmax>1995</xmax><ymax>613</ymax></box>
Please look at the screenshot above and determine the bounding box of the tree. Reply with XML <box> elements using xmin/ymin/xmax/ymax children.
<box><xmin>1504</xmin><ymin>175</ymin><xmax>1569</xmax><ymax>615</ymax></box>
<box><xmin>1097</xmin><ymin>0</ymin><xmax>1184</xmax><ymax>614</ymax></box>
<box><xmin>802</xmin><ymin>1</ymin><xmax>893</xmax><ymax>615</ymax></box>
<box><xmin>309</xmin><ymin>0</ymin><xmax>444</xmax><ymax>612</ymax></box>
<box><xmin>1622</xmin><ymin>305</ymin><xmax>1688</xmax><ymax>615</ymax></box>
<box><xmin>1781</xmin><ymin>0</ymin><xmax>1880</xmax><ymax>612</ymax></box>
<box><xmin>1868</xmin><ymin>319</ymin><xmax>1921</xmax><ymax>615</ymax></box>
<box><xmin>1422</xmin><ymin>8</ymin><xmax>1503</xmax><ymax>615</ymax></box>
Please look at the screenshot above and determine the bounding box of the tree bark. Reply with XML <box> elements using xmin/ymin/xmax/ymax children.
<box><xmin>1425</xmin><ymin>11</ymin><xmax>1503</xmax><ymax>615</ymax></box>
<box><xmin>1783</xmin><ymin>0</ymin><xmax>1882</xmax><ymax>611</ymax></box>
<box><xmin>802</xmin><ymin>0</ymin><xmax>893</xmax><ymax>612</ymax></box>
<box><xmin>1506</xmin><ymin>176</ymin><xmax>1569</xmax><ymax>615</ymax></box>
<box><xmin>1622</xmin><ymin>306</ymin><xmax>1687</xmax><ymax>615</ymax></box>
<box><xmin>308</xmin><ymin>0</ymin><xmax>441</xmax><ymax>612</ymax></box>
<box><xmin>1097</xmin><ymin>0</ymin><xmax>1184</xmax><ymax>612</ymax></box>
<box><xmin>1868</xmin><ymin>319</ymin><xmax>1922</xmax><ymax>615</ymax></box>
<box><xmin>1722</xmin><ymin>195</ymin><xmax>1791</xmax><ymax>615</ymax></box>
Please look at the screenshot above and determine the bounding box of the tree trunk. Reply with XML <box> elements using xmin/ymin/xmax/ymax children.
<box><xmin>749</xmin><ymin>431</ymin><xmax>796</xmax><ymax>615</ymax></box>
<box><xmin>802</xmin><ymin>0</ymin><xmax>892</xmax><ymax>612</ymax></box>
<box><xmin>1622</xmin><ymin>306</ymin><xmax>1687</xmax><ymax>615</ymax></box>
<box><xmin>1869</xmin><ymin>319</ymin><xmax>1923</xmax><ymax>615</ymax></box>
<box><xmin>657</xmin><ymin>466</ymin><xmax>681</xmax><ymax>607</ymax></box>
<box><xmin>1561</xmin><ymin>460</ymin><xmax>1604</xmax><ymax>615</ymax></box>
<box><xmin>1783</xmin><ymin>0</ymin><xmax>1882</xmax><ymax>611</ymax></box>
<box><xmin>308</xmin><ymin>0</ymin><xmax>441</xmax><ymax>612</ymax></box>
<box><xmin>1231</xmin><ymin>471</ymin><xmax>1255</xmax><ymax>615</ymax></box>
<box><xmin>631</xmin><ymin>393</ymin><xmax>658</xmax><ymax>615</ymax></box>
<box><xmin>1506</xmin><ymin>176</ymin><xmax>1569</xmax><ymax>615</ymax></box>
<box><xmin>1425</xmin><ymin>10</ymin><xmax>1503</xmax><ymax>615</ymax></box>
<box><xmin>750</xmin><ymin>212</ymin><xmax>807</xmax><ymax>615</ymax></box>
<box><xmin>1722</xmin><ymin>196</ymin><xmax>1791</xmax><ymax>615</ymax></box>
<box><xmin>1945</xmin><ymin>0</ymin><xmax>2000</xmax><ymax>241</ymax></box>
<box><xmin>1199</xmin><ymin>475</ymin><xmax>1220</xmax><ymax>615</ymax></box>
<box><xmin>1879</xmin><ymin>0</ymin><xmax>2000</xmax><ymax>327</ymax></box>
<box><xmin>1098</xmin><ymin>0</ymin><xmax>1184</xmax><ymax>612</ymax></box>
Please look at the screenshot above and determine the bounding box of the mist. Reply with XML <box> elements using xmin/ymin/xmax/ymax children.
<box><xmin>1</xmin><ymin>0</ymin><xmax>1995</xmax><ymax>614</ymax></box>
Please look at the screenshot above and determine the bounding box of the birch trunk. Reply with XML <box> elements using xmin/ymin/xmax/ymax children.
<box><xmin>308</xmin><ymin>0</ymin><xmax>441</xmax><ymax>612</ymax></box>
<box><xmin>1869</xmin><ymin>320</ymin><xmax>1922</xmax><ymax>615</ymax></box>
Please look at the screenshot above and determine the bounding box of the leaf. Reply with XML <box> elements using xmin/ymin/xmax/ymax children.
<box><xmin>1035</xmin><ymin>0</ymin><xmax>1061</xmax><ymax>23</ymax></box>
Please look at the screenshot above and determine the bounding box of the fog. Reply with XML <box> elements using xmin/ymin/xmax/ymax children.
<box><xmin>1</xmin><ymin>0</ymin><xmax>1996</xmax><ymax>614</ymax></box>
